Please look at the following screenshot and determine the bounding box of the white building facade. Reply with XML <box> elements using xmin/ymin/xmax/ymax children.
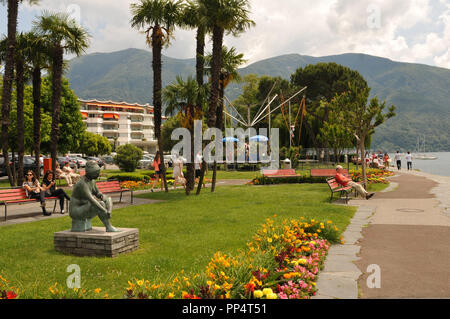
<box><xmin>79</xmin><ymin>99</ymin><xmax>161</xmax><ymax>154</ymax></box>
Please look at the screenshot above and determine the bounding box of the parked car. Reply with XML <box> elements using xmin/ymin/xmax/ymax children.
<box><xmin>0</xmin><ymin>156</ymin><xmax>11</xmax><ymax>177</ymax></box>
<box><xmin>57</xmin><ymin>157</ymin><xmax>76</xmax><ymax>169</ymax></box>
<box><xmin>84</xmin><ymin>156</ymin><xmax>105</xmax><ymax>167</ymax></box>
<box><xmin>101</xmin><ymin>155</ymin><xmax>115</xmax><ymax>165</ymax></box>
<box><xmin>138</xmin><ymin>155</ymin><xmax>154</xmax><ymax>169</ymax></box>
<box><xmin>70</xmin><ymin>156</ymin><xmax>87</xmax><ymax>168</ymax></box>
<box><xmin>22</xmin><ymin>156</ymin><xmax>43</xmax><ymax>175</ymax></box>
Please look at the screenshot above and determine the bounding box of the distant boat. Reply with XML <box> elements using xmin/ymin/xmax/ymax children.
<box><xmin>414</xmin><ymin>136</ymin><xmax>438</xmax><ymax>160</ymax></box>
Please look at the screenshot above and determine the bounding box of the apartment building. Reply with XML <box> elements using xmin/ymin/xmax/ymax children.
<box><xmin>79</xmin><ymin>99</ymin><xmax>162</xmax><ymax>154</ymax></box>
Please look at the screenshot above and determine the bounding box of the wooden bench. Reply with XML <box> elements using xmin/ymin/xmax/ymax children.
<box><xmin>326</xmin><ymin>177</ymin><xmax>353</xmax><ymax>203</ymax></box>
<box><xmin>310</xmin><ymin>168</ymin><xmax>348</xmax><ymax>177</ymax></box>
<box><xmin>261</xmin><ymin>169</ymin><xmax>299</xmax><ymax>178</ymax></box>
<box><xmin>97</xmin><ymin>180</ymin><xmax>133</xmax><ymax>204</ymax></box>
<box><xmin>0</xmin><ymin>188</ymin><xmax>64</xmax><ymax>221</ymax></box>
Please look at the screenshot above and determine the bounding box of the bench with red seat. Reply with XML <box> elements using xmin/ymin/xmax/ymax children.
<box><xmin>96</xmin><ymin>180</ymin><xmax>133</xmax><ymax>204</ymax></box>
<box><xmin>261</xmin><ymin>169</ymin><xmax>299</xmax><ymax>178</ymax></box>
<box><xmin>0</xmin><ymin>188</ymin><xmax>64</xmax><ymax>221</ymax></box>
<box><xmin>310</xmin><ymin>168</ymin><xmax>349</xmax><ymax>177</ymax></box>
<box><xmin>326</xmin><ymin>177</ymin><xmax>353</xmax><ymax>203</ymax></box>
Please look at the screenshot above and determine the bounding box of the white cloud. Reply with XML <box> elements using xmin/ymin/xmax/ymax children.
<box><xmin>9</xmin><ymin>0</ymin><xmax>448</xmax><ymax>69</ymax></box>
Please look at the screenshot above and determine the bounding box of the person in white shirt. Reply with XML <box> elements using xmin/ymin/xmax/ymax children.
<box><xmin>172</xmin><ymin>155</ymin><xmax>186</xmax><ymax>190</ymax></box>
<box><xmin>405</xmin><ymin>152</ymin><xmax>413</xmax><ymax>170</ymax></box>
<box><xmin>394</xmin><ymin>151</ymin><xmax>402</xmax><ymax>170</ymax></box>
<box><xmin>194</xmin><ymin>152</ymin><xmax>206</xmax><ymax>188</ymax></box>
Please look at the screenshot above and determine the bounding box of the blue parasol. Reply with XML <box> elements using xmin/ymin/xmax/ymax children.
<box><xmin>222</xmin><ymin>137</ymin><xmax>239</xmax><ymax>142</ymax></box>
<box><xmin>249</xmin><ymin>135</ymin><xmax>269</xmax><ymax>142</ymax></box>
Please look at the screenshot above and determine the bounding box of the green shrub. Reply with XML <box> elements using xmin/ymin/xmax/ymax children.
<box><xmin>114</xmin><ymin>144</ymin><xmax>143</xmax><ymax>172</ymax></box>
<box><xmin>252</xmin><ymin>175</ymin><xmax>328</xmax><ymax>185</ymax></box>
<box><xmin>107</xmin><ymin>173</ymin><xmax>150</xmax><ymax>182</ymax></box>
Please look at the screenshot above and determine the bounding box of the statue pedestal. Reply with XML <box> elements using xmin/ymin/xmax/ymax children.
<box><xmin>54</xmin><ymin>227</ymin><xmax>139</xmax><ymax>258</ymax></box>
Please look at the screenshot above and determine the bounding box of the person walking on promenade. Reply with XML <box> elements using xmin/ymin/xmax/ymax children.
<box><xmin>172</xmin><ymin>154</ymin><xmax>186</xmax><ymax>190</ymax></box>
<box><xmin>22</xmin><ymin>170</ymin><xmax>49</xmax><ymax>216</ymax></box>
<box><xmin>406</xmin><ymin>152</ymin><xmax>413</xmax><ymax>171</ymax></box>
<box><xmin>394</xmin><ymin>151</ymin><xmax>402</xmax><ymax>170</ymax></box>
<box><xmin>335</xmin><ymin>165</ymin><xmax>375</xmax><ymax>200</ymax></box>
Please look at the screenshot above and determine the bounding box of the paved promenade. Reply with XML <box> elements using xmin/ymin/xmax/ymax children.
<box><xmin>316</xmin><ymin>169</ymin><xmax>450</xmax><ymax>299</ymax></box>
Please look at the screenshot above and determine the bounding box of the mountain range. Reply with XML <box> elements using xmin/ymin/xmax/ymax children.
<box><xmin>67</xmin><ymin>48</ymin><xmax>450</xmax><ymax>151</ymax></box>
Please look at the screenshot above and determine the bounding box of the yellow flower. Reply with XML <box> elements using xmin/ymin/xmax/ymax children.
<box><xmin>267</xmin><ymin>238</ymin><xmax>273</xmax><ymax>243</ymax></box>
<box><xmin>94</xmin><ymin>288</ymin><xmax>102</xmax><ymax>294</ymax></box>
<box><xmin>266</xmin><ymin>293</ymin><xmax>278</xmax><ymax>299</ymax></box>
<box><xmin>254</xmin><ymin>290</ymin><xmax>264</xmax><ymax>298</ymax></box>
<box><xmin>262</xmin><ymin>288</ymin><xmax>273</xmax><ymax>296</ymax></box>
<box><xmin>137</xmin><ymin>279</ymin><xmax>144</xmax><ymax>286</ymax></box>
<box><xmin>167</xmin><ymin>292</ymin><xmax>175</xmax><ymax>299</ymax></box>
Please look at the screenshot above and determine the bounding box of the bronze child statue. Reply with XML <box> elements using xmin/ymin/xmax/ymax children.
<box><xmin>69</xmin><ymin>160</ymin><xmax>119</xmax><ymax>232</ymax></box>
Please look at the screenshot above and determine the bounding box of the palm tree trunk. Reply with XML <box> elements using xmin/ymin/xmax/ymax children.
<box><xmin>206</xmin><ymin>25</ymin><xmax>223</xmax><ymax>128</ymax></box>
<box><xmin>1</xmin><ymin>0</ymin><xmax>19</xmax><ymax>186</ymax></box>
<box><xmin>196</xmin><ymin>27</ymin><xmax>205</xmax><ymax>86</ymax></box>
<box><xmin>185</xmin><ymin>105</ymin><xmax>195</xmax><ymax>195</ymax></box>
<box><xmin>16</xmin><ymin>58</ymin><xmax>25</xmax><ymax>186</ymax></box>
<box><xmin>201</xmin><ymin>25</ymin><xmax>223</xmax><ymax>194</ymax></box>
<box><xmin>360</xmin><ymin>136</ymin><xmax>367</xmax><ymax>189</ymax></box>
<box><xmin>50</xmin><ymin>46</ymin><xmax>64</xmax><ymax>173</ymax></box>
<box><xmin>189</xmin><ymin>27</ymin><xmax>205</xmax><ymax>194</ymax></box>
<box><xmin>152</xmin><ymin>26</ymin><xmax>168</xmax><ymax>192</ymax></box>
<box><xmin>211</xmin><ymin>80</ymin><xmax>225</xmax><ymax>193</ymax></box>
<box><xmin>32</xmin><ymin>65</ymin><xmax>42</xmax><ymax>178</ymax></box>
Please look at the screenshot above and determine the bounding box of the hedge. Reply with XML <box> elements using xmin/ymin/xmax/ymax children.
<box><xmin>251</xmin><ymin>175</ymin><xmax>329</xmax><ymax>185</ymax></box>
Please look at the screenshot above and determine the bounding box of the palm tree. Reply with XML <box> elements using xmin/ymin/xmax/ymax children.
<box><xmin>33</xmin><ymin>11</ymin><xmax>90</xmax><ymax>173</ymax></box>
<box><xmin>13</xmin><ymin>33</ymin><xmax>30</xmax><ymax>186</ymax></box>
<box><xmin>205</xmin><ymin>45</ymin><xmax>246</xmax><ymax>191</ymax></box>
<box><xmin>195</xmin><ymin>0</ymin><xmax>255</xmax><ymax>194</ymax></box>
<box><xmin>130</xmin><ymin>0</ymin><xmax>184</xmax><ymax>193</ymax></box>
<box><xmin>23</xmin><ymin>32</ymin><xmax>50</xmax><ymax>178</ymax></box>
<box><xmin>163</xmin><ymin>76</ymin><xmax>206</xmax><ymax>194</ymax></box>
<box><xmin>1</xmin><ymin>0</ymin><xmax>39</xmax><ymax>186</ymax></box>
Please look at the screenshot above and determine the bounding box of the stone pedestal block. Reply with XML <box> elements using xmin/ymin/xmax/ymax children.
<box><xmin>54</xmin><ymin>227</ymin><xmax>139</xmax><ymax>258</ymax></box>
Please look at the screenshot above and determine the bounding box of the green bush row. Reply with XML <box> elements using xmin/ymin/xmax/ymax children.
<box><xmin>252</xmin><ymin>175</ymin><xmax>329</xmax><ymax>185</ymax></box>
<box><xmin>107</xmin><ymin>172</ymin><xmax>176</xmax><ymax>182</ymax></box>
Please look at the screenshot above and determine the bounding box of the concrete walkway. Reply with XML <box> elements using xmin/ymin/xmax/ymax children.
<box><xmin>314</xmin><ymin>170</ymin><xmax>450</xmax><ymax>299</ymax></box>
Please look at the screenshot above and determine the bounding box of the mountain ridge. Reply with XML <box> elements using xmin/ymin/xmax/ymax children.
<box><xmin>67</xmin><ymin>48</ymin><xmax>450</xmax><ymax>151</ymax></box>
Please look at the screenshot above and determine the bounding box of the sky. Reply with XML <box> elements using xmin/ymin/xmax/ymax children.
<box><xmin>1</xmin><ymin>0</ymin><xmax>449</xmax><ymax>69</ymax></box>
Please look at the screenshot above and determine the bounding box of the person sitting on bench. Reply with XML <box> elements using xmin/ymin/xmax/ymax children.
<box><xmin>335</xmin><ymin>165</ymin><xmax>374</xmax><ymax>200</ymax></box>
<box><xmin>22</xmin><ymin>170</ymin><xmax>49</xmax><ymax>216</ymax></box>
<box><xmin>41</xmin><ymin>170</ymin><xmax>71</xmax><ymax>214</ymax></box>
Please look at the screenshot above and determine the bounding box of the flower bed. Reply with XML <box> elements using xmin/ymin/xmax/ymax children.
<box><xmin>350</xmin><ymin>169</ymin><xmax>394</xmax><ymax>184</ymax></box>
<box><xmin>125</xmin><ymin>217</ymin><xmax>340</xmax><ymax>299</ymax></box>
<box><xmin>0</xmin><ymin>274</ymin><xmax>18</xmax><ymax>299</ymax></box>
<box><xmin>120</xmin><ymin>179</ymin><xmax>175</xmax><ymax>191</ymax></box>
<box><xmin>3</xmin><ymin>217</ymin><xmax>341</xmax><ymax>299</ymax></box>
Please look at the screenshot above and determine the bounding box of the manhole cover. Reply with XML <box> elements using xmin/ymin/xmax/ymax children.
<box><xmin>396</xmin><ymin>208</ymin><xmax>425</xmax><ymax>213</ymax></box>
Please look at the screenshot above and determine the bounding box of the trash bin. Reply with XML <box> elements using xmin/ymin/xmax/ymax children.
<box><xmin>43</xmin><ymin>158</ymin><xmax>52</xmax><ymax>174</ymax></box>
<box><xmin>282</xmin><ymin>158</ymin><xmax>291</xmax><ymax>169</ymax></box>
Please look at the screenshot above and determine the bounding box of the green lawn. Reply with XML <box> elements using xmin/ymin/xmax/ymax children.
<box><xmin>0</xmin><ymin>183</ymin><xmax>355</xmax><ymax>298</ymax></box>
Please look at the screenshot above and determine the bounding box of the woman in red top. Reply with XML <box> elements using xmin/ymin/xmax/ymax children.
<box><xmin>151</xmin><ymin>151</ymin><xmax>164</xmax><ymax>192</ymax></box>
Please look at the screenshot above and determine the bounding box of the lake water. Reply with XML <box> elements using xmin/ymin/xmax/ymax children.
<box><xmin>388</xmin><ymin>152</ymin><xmax>450</xmax><ymax>177</ymax></box>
